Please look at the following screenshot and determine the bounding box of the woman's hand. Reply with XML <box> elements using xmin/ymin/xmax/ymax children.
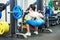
<box><xmin>28</xmin><ymin>14</ymin><xmax>35</xmax><ymax>18</ymax></box>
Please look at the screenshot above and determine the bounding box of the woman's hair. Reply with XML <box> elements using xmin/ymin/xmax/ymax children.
<box><xmin>29</xmin><ymin>4</ymin><xmax>36</xmax><ymax>11</ymax></box>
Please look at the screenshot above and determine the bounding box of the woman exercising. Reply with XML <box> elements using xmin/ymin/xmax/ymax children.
<box><xmin>25</xmin><ymin>4</ymin><xmax>45</xmax><ymax>36</ymax></box>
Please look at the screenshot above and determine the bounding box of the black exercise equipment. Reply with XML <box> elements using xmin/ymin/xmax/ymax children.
<box><xmin>37</xmin><ymin>0</ymin><xmax>43</xmax><ymax>11</ymax></box>
<box><xmin>0</xmin><ymin>1</ymin><xmax>10</xmax><ymax>19</ymax></box>
<box><xmin>0</xmin><ymin>1</ymin><xmax>10</xmax><ymax>11</ymax></box>
<box><xmin>0</xmin><ymin>3</ymin><xmax>6</xmax><ymax>11</ymax></box>
<box><xmin>0</xmin><ymin>3</ymin><xmax>6</xmax><ymax>18</ymax></box>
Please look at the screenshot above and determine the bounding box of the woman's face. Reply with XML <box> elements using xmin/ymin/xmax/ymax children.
<box><xmin>29</xmin><ymin>7</ymin><xmax>32</xmax><ymax>11</ymax></box>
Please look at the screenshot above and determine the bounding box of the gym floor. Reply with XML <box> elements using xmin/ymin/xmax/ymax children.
<box><xmin>0</xmin><ymin>25</ymin><xmax>60</xmax><ymax>40</ymax></box>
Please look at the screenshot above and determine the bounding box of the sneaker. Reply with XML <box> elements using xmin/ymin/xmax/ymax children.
<box><xmin>34</xmin><ymin>31</ymin><xmax>38</xmax><ymax>35</ymax></box>
<box><xmin>25</xmin><ymin>32</ymin><xmax>31</xmax><ymax>36</ymax></box>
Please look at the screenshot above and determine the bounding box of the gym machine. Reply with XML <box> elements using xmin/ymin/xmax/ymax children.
<box><xmin>9</xmin><ymin>0</ymin><xmax>27</xmax><ymax>38</ymax></box>
<box><xmin>37</xmin><ymin>0</ymin><xmax>53</xmax><ymax>32</ymax></box>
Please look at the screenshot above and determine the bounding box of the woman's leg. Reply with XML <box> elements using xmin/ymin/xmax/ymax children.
<box><xmin>34</xmin><ymin>27</ymin><xmax>38</xmax><ymax>35</ymax></box>
<box><xmin>26</xmin><ymin>24</ymin><xmax>30</xmax><ymax>32</ymax></box>
<box><xmin>25</xmin><ymin>24</ymin><xmax>31</xmax><ymax>36</ymax></box>
<box><xmin>35</xmin><ymin>27</ymin><xmax>38</xmax><ymax>32</ymax></box>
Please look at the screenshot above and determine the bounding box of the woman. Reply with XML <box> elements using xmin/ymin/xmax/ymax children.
<box><xmin>25</xmin><ymin>4</ymin><xmax>45</xmax><ymax>36</ymax></box>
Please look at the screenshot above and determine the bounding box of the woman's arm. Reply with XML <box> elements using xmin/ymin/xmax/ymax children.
<box><xmin>38</xmin><ymin>13</ymin><xmax>44</xmax><ymax>18</ymax></box>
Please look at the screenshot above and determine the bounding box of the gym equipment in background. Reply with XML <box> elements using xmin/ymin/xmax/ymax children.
<box><xmin>0</xmin><ymin>2</ymin><xmax>10</xmax><ymax>19</ymax></box>
<box><xmin>8</xmin><ymin>5</ymin><xmax>27</xmax><ymax>38</ymax></box>
<box><xmin>0</xmin><ymin>22</ymin><xmax>9</xmax><ymax>35</ymax></box>
<box><xmin>0</xmin><ymin>2</ymin><xmax>10</xmax><ymax>35</ymax></box>
<box><xmin>0</xmin><ymin>11</ymin><xmax>2</xmax><ymax>19</ymax></box>
<box><xmin>8</xmin><ymin>5</ymin><xmax>23</xmax><ymax>19</ymax></box>
<box><xmin>48</xmin><ymin>0</ymin><xmax>54</xmax><ymax>8</ymax></box>
<box><xmin>45</xmin><ymin>6</ymin><xmax>52</xmax><ymax>17</ymax></box>
<box><xmin>45</xmin><ymin>6</ymin><xmax>58</xmax><ymax>26</ymax></box>
<box><xmin>12</xmin><ymin>5</ymin><xmax>23</xmax><ymax>19</ymax></box>
<box><xmin>0</xmin><ymin>3</ymin><xmax>6</xmax><ymax>11</ymax></box>
<box><xmin>0</xmin><ymin>3</ymin><xmax>6</xmax><ymax>19</ymax></box>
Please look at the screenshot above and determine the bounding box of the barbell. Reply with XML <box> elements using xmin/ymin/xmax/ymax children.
<box><xmin>8</xmin><ymin>5</ymin><xmax>23</xmax><ymax>19</ymax></box>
